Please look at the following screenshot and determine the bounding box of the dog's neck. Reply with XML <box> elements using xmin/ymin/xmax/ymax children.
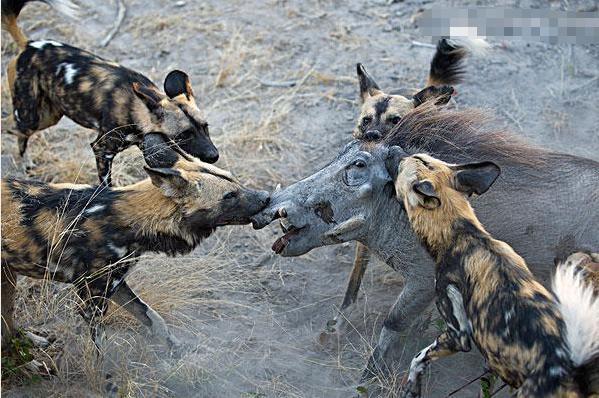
<box><xmin>113</xmin><ymin>180</ymin><xmax>212</xmax><ymax>256</ymax></box>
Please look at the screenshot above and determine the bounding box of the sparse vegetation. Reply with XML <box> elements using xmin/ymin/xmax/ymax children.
<box><xmin>2</xmin><ymin>0</ymin><xmax>598</xmax><ymax>397</ymax></box>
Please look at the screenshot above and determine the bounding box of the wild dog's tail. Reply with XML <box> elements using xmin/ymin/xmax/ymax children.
<box><xmin>552</xmin><ymin>254</ymin><xmax>599</xmax><ymax>392</ymax></box>
<box><xmin>426</xmin><ymin>37</ymin><xmax>490</xmax><ymax>87</ymax></box>
<box><xmin>1</xmin><ymin>0</ymin><xmax>79</xmax><ymax>49</ymax></box>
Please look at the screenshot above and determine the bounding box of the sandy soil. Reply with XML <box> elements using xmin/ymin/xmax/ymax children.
<box><xmin>1</xmin><ymin>0</ymin><xmax>598</xmax><ymax>397</ymax></box>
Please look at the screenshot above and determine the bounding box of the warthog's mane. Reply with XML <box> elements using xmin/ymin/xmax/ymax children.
<box><xmin>382</xmin><ymin>101</ymin><xmax>548</xmax><ymax>168</ymax></box>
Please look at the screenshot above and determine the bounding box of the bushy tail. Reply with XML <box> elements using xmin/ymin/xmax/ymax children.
<box><xmin>552</xmin><ymin>257</ymin><xmax>599</xmax><ymax>368</ymax></box>
<box><xmin>426</xmin><ymin>37</ymin><xmax>490</xmax><ymax>87</ymax></box>
<box><xmin>1</xmin><ymin>0</ymin><xmax>79</xmax><ymax>49</ymax></box>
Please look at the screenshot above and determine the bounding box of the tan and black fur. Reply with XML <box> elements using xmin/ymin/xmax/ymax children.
<box><xmin>394</xmin><ymin>153</ymin><xmax>599</xmax><ymax>397</ymax></box>
<box><xmin>1</xmin><ymin>0</ymin><xmax>219</xmax><ymax>185</ymax></box>
<box><xmin>1</xmin><ymin>146</ymin><xmax>269</xmax><ymax>352</ymax></box>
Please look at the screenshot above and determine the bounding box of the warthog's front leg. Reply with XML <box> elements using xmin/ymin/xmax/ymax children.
<box><xmin>110</xmin><ymin>281</ymin><xmax>180</xmax><ymax>350</ymax></box>
<box><xmin>401</xmin><ymin>332</ymin><xmax>465</xmax><ymax>398</ymax></box>
<box><xmin>322</xmin><ymin>243</ymin><xmax>370</xmax><ymax>341</ymax></box>
<box><xmin>361</xmin><ymin>272</ymin><xmax>436</xmax><ymax>383</ymax></box>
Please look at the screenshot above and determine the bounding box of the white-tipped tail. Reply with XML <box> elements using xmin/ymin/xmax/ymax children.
<box><xmin>44</xmin><ymin>0</ymin><xmax>80</xmax><ymax>19</ymax></box>
<box><xmin>552</xmin><ymin>261</ymin><xmax>599</xmax><ymax>367</ymax></box>
<box><xmin>446</xmin><ymin>37</ymin><xmax>490</xmax><ymax>57</ymax></box>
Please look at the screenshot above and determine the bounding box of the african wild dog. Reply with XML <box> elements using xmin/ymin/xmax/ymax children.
<box><xmin>1</xmin><ymin>0</ymin><xmax>219</xmax><ymax>185</ymax></box>
<box><xmin>394</xmin><ymin>153</ymin><xmax>599</xmax><ymax>397</ymax></box>
<box><xmin>1</xmin><ymin>139</ymin><xmax>269</xmax><ymax>354</ymax></box>
<box><xmin>329</xmin><ymin>37</ymin><xmax>489</xmax><ymax>338</ymax></box>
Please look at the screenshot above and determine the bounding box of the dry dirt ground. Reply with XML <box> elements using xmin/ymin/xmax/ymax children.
<box><xmin>1</xmin><ymin>0</ymin><xmax>598</xmax><ymax>397</ymax></box>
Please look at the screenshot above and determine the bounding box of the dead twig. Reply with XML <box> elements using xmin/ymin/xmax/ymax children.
<box><xmin>259</xmin><ymin>79</ymin><xmax>297</xmax><ymax>88</ymax></box>
<box><xmin>410</xmin><ymin>40</ymin><xmax>436</xmax><ymax>49</ymax></box>
<box><xmin>490</xmin><ymin>382</ymin><xmax>507</xmax><ymax>396</ymax></box>
<box><xmin>445</xmin><ymin>370</ymin><xmax>489</xmax><ymax>397</ymax></box>
<box><xmin>568</xmin><ymin>75</ymin><xmax>599</xmax><ymax>93</ymax></box>
<box><xmin>100</xmin><ymin>0</ymin><xmax>126</xmax><ymax>47</ymax></box>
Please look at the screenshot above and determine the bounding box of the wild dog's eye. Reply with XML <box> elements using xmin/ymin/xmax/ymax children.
<box><xmin>361</xmin><ymin>116</ymin><xmax>373</xmax><ymax>127</ymax></box>
<box><xmin>223</xmin><ymin>191</ymin><xmax>238</xmax><ymax>200</ymax></box>
<box><xmin>388</xmin><ymin>116</ymin><xmax>401</xmax><ymax>125</ymax></box>
<box><xmin>353</xmin><ymin>160</ymin><xmax>367</xmax><ymax>168</ymax></box>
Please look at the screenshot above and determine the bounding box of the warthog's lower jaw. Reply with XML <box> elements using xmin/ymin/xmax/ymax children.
<box><xmin>272</xmin><ymin>225</ymin><xmax>307</xmax><ymax>254</ymax></box>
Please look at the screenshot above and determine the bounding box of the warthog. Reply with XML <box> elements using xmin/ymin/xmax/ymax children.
<box><xmin>251</xmin><ymin>103</ymin><xmax>599</xmax><ymax>390</ymax></box>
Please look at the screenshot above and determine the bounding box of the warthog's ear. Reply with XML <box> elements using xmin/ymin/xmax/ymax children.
<box><xmin>132</xmin><ymin>82</ymin><xmax>165</xmax><ymax>115</ymax></box>
<box><xmin>412</xmin><ymin>180</ymin><xmax>441</xmax><ymax>209</ymax></box>
<box><xmin>164</xmin><ymin>70</ymin><xmax>194</xmax><ymax>99</ymax></box>
<box><xmin>452</xmin><ymin>161</ymin><xmax>501</xmax><ymax>196</ymax></box>
<box><xmin>413</xmin><ymin>85</ymin><xmax>454</xmax><ymax>107</ymax></box>
<box><xmin>144</xmin><ymin>166</ymin><xmax>190</xmax><ymax>197</ymax></box>
<box><xmin>385</xmin><ymin>146</ymin><xmax>408</xmax><ymax>182</ymax></box>
<box><xmin>357</xmin><ymin>63</ymin><xmax>381</xmax><ymax>102</ymax></box>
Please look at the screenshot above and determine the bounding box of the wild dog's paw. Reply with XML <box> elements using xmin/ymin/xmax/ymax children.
<box><xmin>400</xmin><ymin>374</ymin><xmax>422</xmax><ymax>398</ymax></box>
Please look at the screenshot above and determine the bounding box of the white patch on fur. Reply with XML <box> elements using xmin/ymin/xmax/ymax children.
<box><xmin>447</xmin><ymin>284</ymin><xmax>471</xmax><ymax>334</ymax></box>
<box><xmin>29</xmin><ymin>40</ymin><xmax>63</xmax><ymax>49</ymax></box>
<box><xmin>446</xmin><ymin>37</ymin><xmax>490</xmax><ymax>57</ymax></box>
<box><xmin>84</xmin><ymin>204</ymin><xmax>105</xmax><ymax>215</ymax></box>
<box><xmin>504</xmin><ymin>307</ymin><xmax>515</xmax><ymax>323</ymax></box>
<box><xmin>552</xmin><ymin>261</ymin><xmax>599</xmax><ymax>366</ymax></box>
<box><xmin>63</xmin><ymin>64</ymin><xmax>77</xmax><ymax>85</ymax></box>
<box><xmin>108</xmin><ymin>242</ymin><xmax>128</xmax><ymax>258</ymax></box>
<box><xmin>549</xmin><ymin>366</ymin><xmax>566</xmax><ymax>377</ymax></box>
<box><xmin>14</xmin><ymin>110</ymin><xmax>20</xmax><ymax>123</ymax></box>
<box><xmin>110</xmin><ymin>278</ymin><xmax>123</xmax><ymax>291</ymax></box>
<box><xmin>104</xmin><ymin>154</ymin><xmax>114</xmax><ymax>159</ymax></box>
<box><xmin>408</xmin><ymin>341</ymin><xmax>435</xmax><ymax>383</ymax></box>
<box><xmin>45</xmin><ymin>0</ymin><xmax>80</xmax><ymax>19</ymax></box>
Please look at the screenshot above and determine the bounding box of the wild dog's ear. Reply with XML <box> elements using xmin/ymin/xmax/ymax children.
<box><xmin>164</xmin><ymin>70</ymin><xmax>194</xmax><ymax>99</ymax></box>
<box><xmin>357</xmin><ymin>63</ymin><xmax>381</xmax><ymax>102</ymax></box>
<box><xmin>132</xmin><ymin>82</ymin><xmax>164</xmax><ymax>114</ymax></box>
<box><xmin>413</xmin><ymin>85</ymin><xmax>454</xmax><ymax>107</ymax></box>
<box><xmin>412</xmin><ymin>180</ymin><xmax>441</xmax><ymax>209</ymax></box>
<box><xmin>144</xmin><ymin>166</ymin><xmax>190</xmax><ymax>197</ymax></box>
<box><xmin>452</xmin><ymin>161</ymin><xmax>500</xmax><ymax>196</ymax></box>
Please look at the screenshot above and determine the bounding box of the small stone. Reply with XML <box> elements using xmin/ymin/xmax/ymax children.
<box><xmin>175</xmin><ymin>1</ymin><xmax>186</xmax><ymax>7</ymax></box>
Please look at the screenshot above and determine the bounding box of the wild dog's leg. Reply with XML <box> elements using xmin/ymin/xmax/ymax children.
<box><xmin>90</xmin><ymin>138</ymin><xmax>115</xmax><ymax>186</ymax></box>
<box><xmin>361</xmin><ymin>271</ymin><xmax>436</xmax><ymax>383</ymax></box>
<box><xmin>324</xmin><ymin>243</ymin><xmax>370</xmax><ymax>336</ymax></box>
<box><xmin>9</xmin><ymin>61</ymin><xmax>63</xmax><ymax>163</ymax></box>
<box><xmin>1</xmin><ymin>267</ymin><xmax>17</xmax><ymax>350</ymax></box>
<box><xmin>76</xmin><ymin>283</ymin><xmax>112</xmax><ymax>352</ymax></box>
<box><xmin>110</xmin><ymin>281</ymin><xmax>180</xmax><ymax>349</ymax></box>
<box><xmin>401</xmin><ymin>332</ymin><xmax>466</xmax><ymax>398</ymax></box>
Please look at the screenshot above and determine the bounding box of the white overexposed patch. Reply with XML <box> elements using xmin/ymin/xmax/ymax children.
<box><xmin>84</xmin><ymin>204</ymin><xmax>105</xmax><ymax>215</ymax></box>
<box><xmin>14</xmin><ymin>110</ymin><xmax>20</xmax><ymax>123</ymax></box>
<box><xmin>29</xmin><ymin>40</ymin><xmax>63</xmax><ymax>49</ymax></box>
<box><xmin>552</xmin><ymin>262</ymin><xmax>599</xmax><ymax>366</ymax></box>
<box><xmin>108</xmin><ymin>242</ymin><xmax>128</xmax><ymax>258</ymax></box>
<box><xmin>63</xmin><ymin>64</ymin><xmax>77</xmax><ymax>85</ymax></box>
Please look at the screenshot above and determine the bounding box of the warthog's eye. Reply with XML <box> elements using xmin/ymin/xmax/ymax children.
<box><xmin>223</xmin><ymin>191</ymin><xmax>238</xmax><ymax>200</ymax></box>
<box><xmin>388</xmin><ymin>115</ymin><xmax>401</xmax><ymax>125</ymax></box>
<box><xmin>361</xmin><ymin>116</ymin><xmax>373</xmax><ymax>128</ymax></box>
<box><xmin>353</xmin><ymin>160</ymin><xmax>367</xmax><ymax>168</ymax></box>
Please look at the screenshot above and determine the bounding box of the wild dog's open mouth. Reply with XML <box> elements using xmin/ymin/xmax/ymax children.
<box><xmin>272</xmin><ymin>220</ymin><xmax>307</xmax><ymax>254</ymax></box>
